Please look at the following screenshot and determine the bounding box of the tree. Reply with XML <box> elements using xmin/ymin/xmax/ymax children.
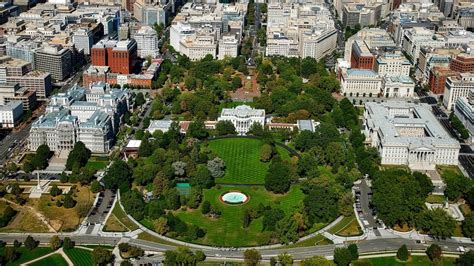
<box><xmin>426</xmin><ymin>244</ymin><xmax>442</xmax><ymax>262</ymax></box>
<box><xmin>50</xmin><ymin>185</ymin><xmax>62</xmax><ymax>197</ymax></box>
<box><xmin>260</xmin><ymin>144</ymin><xmax>274</xmax><ymax>162</ymax></box>
<box><xmin>263</xmin><ymin>208</ymin><xmax>285</xmax><ymax>231</ymax></box>
<box><xmin>333</xmin><ymin>247</ymin><xmax>353</xmax><ymax>266</ymax></box>
<box><xmin>201</xmin><ymin>200</ymin><xmax>211</xmax><ymax>214</ymax></box>
<box><xmin>463</xmin><ymin>212</ymin><xmax>474</xmax><ymax>239</ymax></box>
<box><xmin>103</xmin><ymin>160</ymin><xmax>131</xmax><ymax>190</ymax></box>
<box><xmin>243</xmin><ymin>249</ymin><xmax>261</xmax><ymax>266</ymax></box>
<box><xmin>215</xmin><ymin>120</ymin><xmax>236</xmax><ymax>135</ymax></box>
<box><xmin>265</xmin><ymin>159</ymin><xmax>293</xmax><ymax>193</ymax></box>
<box><xmin>231</xmin><ymin>76</ymin><xmax>242</xmax><ymax>90</ymax></box>
<box><xmin>304</xmin><ymin>186</ymin><xmax>339</xmax><ymax>224</ymax></box>
<box><xmin>139</xmin><ymin>138</ymin><xmax>153</xmax><ymax>157</ymax></box>
<box><xmin>91</xmin><ymin>180</ymin><xmax>102</xmax><ymax>193</ymax></box>
<box><xmin>278</xmin><ymin>252</ymin><xmax>293</xmax><ymax>265</ymax></box>
<box><xmin>416</xmin><ymin>208</ymin><xmax>456</xmax><ymax>239</ymax></box>
<box><xmin>207</xmin><ymin>157</ymin><xmax>225</xmax><ymax>178</ymax></box>
<box><xmin>63</xmin><ymin>193</ymin><xmax>76</xmax><ymax>208</ymax></box>
<box><xmin>195</xmin><ymin>250</ymin><xmax>206</xmax><ymax>262</ymax></box>
<box><xmin>300</xmin><ymin>256</ymin><xmax>335</xmax><ymax>266</ymax></box>
<box><xmin>3</xmin><ymin>246</ymin><xmax>17</xmax><ymax>262</ymax></box>
<box><xmin>339</xmin><ymin>192</ymin><xmax>355</xmax><ymax>217</ymax></box>
<box><xmin>276</xmin><ymin>215</ymin><xmax>299</xmax><ymax>244</ymax></box>
<box><xmin>153</xmin><ymin>172</ymin><xmax>169</xmax><ymax>197</ymax></box>
<box><xmin>63</xmin><ymin>237</ymin><xmax>74</xmax><ymax>250</ymax></box>
<box><xmin>444</xmin><ymin>173</ymin><xmax>471</xmax><ymax>201</ymax></box>
<box><xmin>172</xmin><ymin>161</ymin><xmax>187</xmax><ymax>177</ymax></box>
<box><xmin>191</xmin><ymin>165</ymin><xmax>214</xmax><ymax>189</ymax></box>
<box><xmin>135</xmin><ymin>92</ymin><xmax>145</xmax><ymax>106</ymax></box>
<box><xmin>92</xmin><ymin>247</ymin><xmax>113</xmax><ymax>265</ymax></box>
<box><xmin>122</xmin><ymin>190</ymin><xmax>145</xmax><ymax>220</ymax></box>
<box><xmin>31</xmin><ymin>144</ymin><xmax>51</xmax><ymax>170</ymax></box>
<box><xmin>50</xmin><ymin>235</ymin><xmax>61</xmax><ymax>250</ymax></box>
<box><xmin>397</xmin><ymin>245</ymin><xmax>410</xmax><ymax>261</ymax></box>
<box><xmin>187</xmin><ymin>120</ymin><xmax>208</xmax><ymax>139</ymax></box>
<box><xmin>154</xmin><ymin>217</ymin><xmax>169</xmax><ymax>234</ymax></box>
<box><xmin>24</xmin><ymin>235</ymin><xmax>37</xmax><ymax>250</ymax></box>
<box><xmin>66</xmin><ymin>142</ymin><xmax>91</xmax><ymax>171</ymax></box>
<box><xmin>458</xmin><ymin>250</ymin><xmax>474</xmax><ymax>266</ymax></box>
<box><xmin>348</xmin><ymin>244</ymin><xmax>359</xmax><ymax>260</ymax></box>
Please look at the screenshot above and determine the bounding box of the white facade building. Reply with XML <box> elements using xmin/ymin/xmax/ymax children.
<box><xmin>454</xmin><ymin>90</ymin><xmax>474</xmax><ymax>143</ymax></box>
<box><xmin>364</xmin><ymin>101</ymin><xmax>460</xmax><ymax>170</ymax></box>
<box><xmin>0</xmin><ymin>101</ymin><xmax>23</xmax><ymax>128</ymax></box>
<box><xmin>382</xmin><ymin>76</ymin><xmax>415</xmax><ymax>98</ymax></box>
<box><xmin>443</xmin><ymin>73</ymin><xmax>474</xmax><ymax>111</ymax></box>
<box><xmin>402</xmin><ymin>27</ymin><xmax>446</xmax><ymax>64</ymax></box>
<box><xmin>72</xmin><ymin>28</ymin><xmax>93</xmax><ymax>55</ymax></box>
<box><xmin>218</xmin><ymin>35</ymin><xmax>238</xmax><ymax>59</ymax></box>
<box><xmin>341</xmin><ymin>69</ymin><xmax>383</xmax><ymax>96</ymax></box>
<box><xmin>134</xmin><ymin>26</ymin><xmax>159</xmax><ymax>59</ymax></box>
<box><xmin>218</xmin><ymin>105</ymin><xmax>265</xmax><ymax>135</ymax></box>
<box><xmin>375</xmin><ymin>52</ymin><xmax>411</xmax><ymax>77</ymax></box>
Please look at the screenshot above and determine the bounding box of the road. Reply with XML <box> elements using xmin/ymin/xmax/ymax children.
<box><xmin>0</xmin><ymin>124</ymin><xmax>31</xmax><ymax>165</ymax></box>
<box><xmin>0</xmin><ymin>234</ymin><xmax>472</xmax><ymax>261</ymax></box>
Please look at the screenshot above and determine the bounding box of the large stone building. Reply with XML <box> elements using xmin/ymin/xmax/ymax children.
<box><xmin>34</xmin><ymin>45</ymin><xmax>73</xmax><ymax>81</ymax></box>
<box><xmin>364</xmin><ymin>101</ymin><xmax>460</xmax><ymax>170</ymax></box>
<box><xmin>217</xmin><ymin>105</ymin><xmax>265</xmax><ymax>135</ymax></box>
<box><xmin>454</xmin><ymin>89</ymin><xmax>474</xmax><ymax>143</ymax></box>
<box><xmin>340</xmin><ymin>69</ymin><xmax>383</xmax><ymax>96</ymax></box>
<box><xmin>28</xmin><ymin>82</ymin><xmax>130</xmax><ymax>154</ymax></box>
<box><xmin>443</xmin><ymin>73</ymin><xmax>474</xmax><ymax>110</ymax></box>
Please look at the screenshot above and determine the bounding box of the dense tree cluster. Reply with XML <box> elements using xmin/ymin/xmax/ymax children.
<box><xmin>66</xmin><ymin>141</ymin><xmax>91</xmax><ymax>171</ymax></box>
<box><xmin>371</xmin><ymin>169</ymin><xmax>432</xmax><ymax>227</ymax></box>
<box><xmin>164</xmin><ymin>247</ymin><xmax>206</xmax><ymax>266</ymax></box>
<box><xmin>23</xmin><ymin>144</ymin><xmax>51</xmax><ymax>172</ymax></box>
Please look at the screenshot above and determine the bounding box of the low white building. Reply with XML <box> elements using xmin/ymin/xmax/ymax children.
<box><xmin>364</xmin><ymin>101</ymin><xmax>460</xmax><ymax>170</ymax></box>
<box><xmin>0</xmin><ymin>101</ymin><xmax>23</xmax><ymax>128</ymax></box>
<box><xmin>341</xmin><ymin>69</ymin><xmax>383</xmax><ymax>96</ymax></box>
<box><xmin>443</xmin><ymin>73</ymin><xmax>474</xmax><ymax>110</ymax></box>
<box><xmin>147</xmin><ymin>120</ymin><xmax>173</xmax><ymax>134</ymax></box>
<box><xmin>218</xmin><ymin>105</ymin><xmax>265</xmax><ymax>135</ymax></box>
<box><xmin>382</xmin><ymin>76</ymin><xmax>415</xmax><ymax>98</ymax></box>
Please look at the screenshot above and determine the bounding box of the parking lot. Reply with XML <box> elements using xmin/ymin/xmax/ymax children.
<box><xmin>354</xmin><ymin>179</ymin><xmax>382</xmax><ymax>236</ymax></box>
<box><xmin>85</xmin><ymin>189</ymin><xmax>116</xmax><ymax>233</ymax></box>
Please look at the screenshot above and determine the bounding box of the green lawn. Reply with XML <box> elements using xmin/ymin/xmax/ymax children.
<box><xmin>328</xmin><ymin>215</ymin><xmax>363</xmax><ymax>236</ymax></box>
<box><xmin>84</xmin><ymin>156</ymin><xmax>108</xmax><ymax>171</ymax></box>
<box><xmin>277</xmin><ymin>234</ymin><xmax>333</xmax><ymax>248</ymax></box>
<box><xmin>207</xmin><ymin>138</ymin><xmax>292</xmax><ymax>185</ymax></box>
<box><xmin>353</xmin><ymin>256</ymin><xmax>456</xmax><ymax>266</ymax></box>
<box><xmin>110</xmin><ymin>202</ymin><xmax>139</xmax><ymax>231</ymax></box>
<box><xmin>64</xmin><ymin>248</ymin><xmax>93</xmax><ymax>266</ymax></box>
<box><xmin>29</xmin><ymin>254</ymin><xmax>68</xmax><ymax>266</ymax></box>
<box><xmin>0</xmin><ymin>247</ymin><xmax>53</xmax><ymax>266</ymax></box>
<box><xmin>175</xmin><ymin>185</ymin><xmax>305</xmax><ymax>246</ymax></box>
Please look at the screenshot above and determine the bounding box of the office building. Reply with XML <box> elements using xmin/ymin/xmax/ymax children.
<box><xmin>0</xmin><ymin>101</ymin><xmax>23</xmax><ymax>128</ymax></box>
<box><xmin>134</xmin><ymin>26</ymin><xmax>159</xmax><ymax>58</ymax></box>
<box><xmin>443</xmin><ymin>73</ymin><xmax>474</xmax><ymax>110</ymax></box>
<box><xmin>364</xmin><ymin>101</ymin><xmax>460</xmax><ymax>170</ymax></box>
<box><xmin>34</xmin><ymin>45</ymin><xmax>73</xmax><ymax>81</ymax></box>
<box><xmin>340</xmin><ymin>68</ymin><xmax>383</xmax><ymax>96</ymax></box>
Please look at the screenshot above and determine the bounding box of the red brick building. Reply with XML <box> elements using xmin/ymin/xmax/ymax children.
<box><xmin>90</xmin><ymin>39</ymin><xmax>137</xmax><ymax>74</ymax></box>
<box><xmin>450</xmin><ymin>54</ymin><xmax>474</xmax><ymax>73</ymax></box>
<box><xmin>351</xmin><ymin>40</ymin><xmax>375</xmax><ymax>70</ymax></box>
<box><xmin>428</xmin><ymin>67</ymin><xmax>458</xmax><ymax>94</ymax></box>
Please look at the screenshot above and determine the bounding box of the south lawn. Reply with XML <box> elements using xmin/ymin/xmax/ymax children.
<box><xmin>353</xmin><ymin>256</ymin><xmax>456</xmax><ymax>266</ymax></box>
<box><xmin>207</xmin><ymin>138</ymin><xmax>292</xmax><ymax>185</ymax></box>
<box><xmin>29</xmin><ymin>254</ymin><xmax>68</xmax><ymax>266</ymax></box>
<box><xmin>173</xmin><ymin>185</ymin><xmax>304</xmax><ymax>247</ymax></box>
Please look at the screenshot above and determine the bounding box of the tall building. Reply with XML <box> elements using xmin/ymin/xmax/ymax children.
<box><xmin>0</xmin><ymin>101</ymin><xmax>23</xmax><ymax>128</ymax></box>
<box><xmin>218</xmin><ymin>35</ymin><xmax>238</xmax><ymax>59</ymax></box>
<box><xmin>444</xmin><ymin>73</ymin><xmax>474</xmax><ymax>110</ymax></box>
<box><xmin>91</xmin><ymin>39</ymin><xmax>137</xmax><ymax>74</ymax></box>
<box><xmin>73</xmin><ymin>28</ymin><xmax>94</xmax><ymax>55</ymax></box>
<box><xmin>450</xmin><ymin>53</ymin><xmax>474</xmax><ymax>73</ymax></box>
<box><xmin>134</xmin><ymin>26</ymin><xmax>159</xmax><ymax>58</ymax></box>
<box><xmin>34</xmin><ymin>45</ymin><xmax>73</xmax><ymax>81</ymax></box>
<box><xmin>364</xmin><ymin>101</ymin><xmax>460</xmax><ymax>170</ymax></box>
<box><xmin>351</xmin><ymin>40</ymin><xmax>375</xmax><ymax>70</ymax></box>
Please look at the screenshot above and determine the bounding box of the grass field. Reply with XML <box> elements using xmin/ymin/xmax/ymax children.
<box><xmin>108</xmin><ymin>202</ymin><xmax>139</xmax><ymax>231</ymax></box>
<box><xmin>207</xmin><ymin>138</ymin><xmax>292</xmax><ymax>184</ymax></box>
<box><xmin>353</xmin><ymin>256</ymin><xmax>456</xmax><ymax>266</ymax></box>
<box><xmin>84</xmin><ymin>156</ymin><xmax>108</xmax><ymax>172</ymax></box>
<box><xmin>33</xmin><ymin>185</ymin><xmax>94</xmax><ymax>231</ymax></box>
<box><xmin>103</xmin><ymin>213</ymin><xmax>128</xmax><ymax>232</ymax></box>
<box><xmin>175</xmin><ymin>185</ymin><xmax>304</xmax><ymax>246</ymax></box>
<box><xmin>137</xmin><ymin>232</ymin><xmax>179</xmax><ymax>246</ymax></box>
<box><xmin>329</xmin><ymin>215</ymin><xmax>363</xmax><ymax>237</ymax></box>
<box><xmin>277</xmin><ymin>234</ymin><xmax>333</xmax><ymax>249</ymax></box>
<box><xmin>0</xmin><ymin>247</ymin><xmax>53</xmax><ymax>266</ymax></box>
<box><xmin>64</xmin><ymin>248</ymin><xmax>93</xmax><ymax>266</ymax></box>
<box><xmin>29</xmin><ymin>254</ymin><xmax>68</xmax><ymax>266</ymax></box>
<box><xmin>426</xmin><ymin>194</ymin><xmax>446</xmax><ymax>204</ymax></box>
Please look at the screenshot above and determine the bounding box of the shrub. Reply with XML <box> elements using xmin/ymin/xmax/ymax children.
<box><xmin>397</xmin><ymin>244</ymin><xmax>410</xmax><ymax>261</ymax></box>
